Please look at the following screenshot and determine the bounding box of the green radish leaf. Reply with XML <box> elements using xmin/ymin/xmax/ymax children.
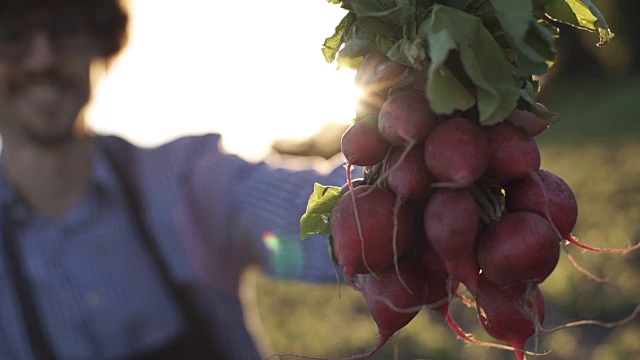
<box><xmin>518</xmin><ymin>78</ymin><xmax>537</xmax><ymax>108</ymax></box>
<box><xmin>444</xmin><ymin>0</ymin><xmax>473</xmax><ymax>10</ymax></box>
<box><xmin>322</xmin><ymin>12</ymin><xmax>357</xmax><ymax>64</ymax></box>
<box><xmin>516</xmin><ymin>77</ymin><xmax>561</xmax><ymax>122</ymax></box>
<box><xmin>544</xmin><ymin>0</ymin><xmax>597</xmax><ymax>30</ymax></box>
<box><xmin>300</xmin><ymin>183</ymin><xmax>342</xmax><ymax>240</ymax></box>
<box><xmin>344</xmin><ymin>0</ymin><xmax>394</xmax><ymax>14</ymax></box>
<box><xmin>489</xmin><ymin>0</ymin><xmax>533</xmax><ymax>47</ymax></box>
<box><xmin>543</xmin><ymin>0</ymin><xmax>613</xmax><ymax>46</ymax></box>
<box><xmin>485</xmin><ymin>1</ymin><xmax>548</xmax><ymax>75</ymax></box>
<box><xmin>344</xmin><ymin>0</ymin><xmax>416</xmax><ymax>25</ymax></box>
<box><xmin>537</xmin><ymin>18</ymin><xmax>560</xmax><ymax>37</ymax></box>
<box><xmin>386</xmin><ymin>36</ymin><xmax>427</xmax><ymax>69</ymax></box>
<box><xmin>427</xmin><ymin>61</ymin><xmax>476</xmax><ymax>114</ymax></box>
<box><xmin>420</xmin><ymin>4</ymin><xmax>520</xmax><ymax>124</ymax></box>
<box><xmin>357</xmin><ymin>16</ymin><xmax>399</xmax><ymax>37</ymax></box>
<box><xmin>339</xmin><ymin>24</ymin><xmax>376</xmax><ymax>59</ymax></box>
<box><xmin>337</xmin><ymin>55</ymin><xmax>365</xmax><ymax>70</ymax></box>
<box><xmin>533</xmin><ymin>0</ymin><xmax>554</xmax><ymax>9</ymax></box>
<box><xmin>514</xmin><ymin>20</ymin><xmax>557</xmax><ymax>76</ymax></box>
<box><xmin>375</xmin><ymin>34</ymin><xmax>396</xmax><ymax>55</ymax></box>
<box><xmin>517</xmin><ymin>95</ymin><xmax>561</xmax><ymax>122</ymax></box>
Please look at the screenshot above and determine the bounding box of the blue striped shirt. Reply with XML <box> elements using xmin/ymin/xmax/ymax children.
<box><xmin>0</xmin><ymin>134</ymin><xmax>345</xmax><ymax>360</ymax></box>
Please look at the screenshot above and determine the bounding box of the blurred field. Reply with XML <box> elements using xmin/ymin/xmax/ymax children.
<box><xmin>250</xmin><ymin>75</ymin><xmax>640</xmax><ymax>360</ymax></box>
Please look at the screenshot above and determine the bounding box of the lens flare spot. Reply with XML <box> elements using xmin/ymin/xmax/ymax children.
<box><xmin>261</xmin><ymin>231</ymin><xmax>304</xmax><ymax>278</ymax></box>
<box><xmin>262</xmin><ymin>231</ymin><xmax>281</xmax><ymax>253</ymax></box>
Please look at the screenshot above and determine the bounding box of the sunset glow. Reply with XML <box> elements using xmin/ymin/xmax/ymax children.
<box><xmin>87</xmin><ymin>0</ymin><xmax>359</xmax><ymax>161</ymax></box>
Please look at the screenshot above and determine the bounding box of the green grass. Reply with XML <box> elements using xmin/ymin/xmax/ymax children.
<box><xmin>537</xmin><ymin>75</ymin><xmax>640</xmax><ymax>141</ymax></box>
<box><xmin>252</xmin><ymin>78</ymin><xmax>640</xmax><ymax>360</ymax></box>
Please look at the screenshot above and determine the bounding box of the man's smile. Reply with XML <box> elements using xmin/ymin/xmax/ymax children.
<box><xmin>19</xmin><ymin>83</ymin><xmax>65</xmax><ymax>114</ymax></box>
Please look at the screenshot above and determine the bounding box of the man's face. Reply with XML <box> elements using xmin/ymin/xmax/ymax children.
<box><xmin>0</xmin><ymin>12</ymin><xmax>99</xmax><ymax>146</ymax></box>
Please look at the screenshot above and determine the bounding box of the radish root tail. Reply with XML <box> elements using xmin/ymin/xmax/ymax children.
<box><xmin>347</xmin><ymin>162</ymin><xmax>376</xmax><ymax>276</ymax></box>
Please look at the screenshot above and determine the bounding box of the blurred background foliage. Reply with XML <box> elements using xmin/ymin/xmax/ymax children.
<box><xmin>253</xmin><ymin>0</ymin><xmax>640</xmax><ymax>359</ymax></box>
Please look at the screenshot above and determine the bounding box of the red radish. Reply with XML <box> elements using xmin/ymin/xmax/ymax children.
<box><xmin>478</xmin><ymin>212</ymin><xmax>560</xmax><ymax>287</ymax></box>
<box><xmin>473</xmin><ymin>275</ymin><xmax>545</xmax><ymax>360</ymax></box>
<box><xmin>418</xmin><ymin>241</ymin><xmax>467</xmax><ymax>325</ymax></box>
<box><xmin>350</xmin><ymin>257</ymin><xmax>428</xmax><ymax>359</ymax></box>
<box><xmin>355</xmin><ymin>52</ymin><xmax>391</xmax><ymax>117</ymax></box>
<box><xmin>411</xmin><ymin>75</ymin><xmax>428</xmax><ymax>92</ymax></box>
<box><xmin>483</xmin><ymin>120</ymin><xmax>541</xmax><ymax>180</ymax></box>
<box><xmin>354</xmin><ymin>55</ymin><xmax>407</xmax><ymax>118</ymax></box>
<box><xmin>418</xmin><ymin>239</ymin><xmax>476</xmax><ymax>315</ymax></box>
<box><xmin>417</xmin><ymin>241</ymin><xmax>452</xmax><ymax>308</ymax></box>
<box><xmin>354</xmin><ymin>52</ymin><xmax>387</xmax><ymax>85</ymax></box>
<box><xmin>341</xmin><ymin>117</ymin><xmax>391</xmax><ymax>166</ymax></box>
<box><xmin>507</xmin><ymin>103</ymin><xmax>550</xmax><ymax>137</ymax></box>
<box><xmin>505</xmin><ymin>169</ymin><xmax>577</xmax><ymax>239</ymax></box>
<box><xmin>417</xmin><ymin>241</ymin><xmax>535</xmax><ymax>356</ymax></box>
<box><xmin>331</xmin><ymin>185</ymin><xmax>414</xmax><ymax>277</ymax></box>
<box><xmin>423</xmin><ymin>188</ymin><xmax>480</xmax><ymax>291</ymax></box>
<box><xmin>376</xmin><ymin>60</ymin><xmax>407</xmax><ymax>80</ymax></box>
<box><xmin>386</xmin><ymin>144</ymin><xmax>435</xmax><ymax>201</ymax></box>
<box><xmin>356</xmin><ymin>97</ymin><xmax>384</xmax><ymax>119</ymax></box>
<box><xmin>340</xmin><ymin>178</ymin><xmax>366</xmax><ymax>194</ymax></box>
<box><xmin>418</xmin><ymin>244</ymin><xmax>477</xmax><ymax>348</ymax></box>
<box><xmin>356</xmin><ymin>57</ymin><xmax>407</xmax><ymax>118</ymax></box>
<box><xmin>504</xmin><ymin>169</ymin><xmax>640</xmax><ymax>253</ymax></box>
<box><xmin>378</xmin><ymin>91</ymin><xmax>437</xmax><ymax>147</ymax></box>
<box><xmin>356</xmin><ymin>91</ymin><xmax>387</xmax><ymax>118</ymax></box>
<box><xmin>424</xmin><ymin>117</ymin><xmax>490</xmax><ymax>188</ymax></box>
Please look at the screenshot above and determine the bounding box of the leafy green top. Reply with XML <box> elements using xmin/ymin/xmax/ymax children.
<box><xmin>322</xmin><ymin>0</ymin><xmax>612</xmax><ymax>124</ymax></box>
<box><xmin>300</xmin><ymin>183</ymin><xmax>342</xmax><ymax>239</ymax></box>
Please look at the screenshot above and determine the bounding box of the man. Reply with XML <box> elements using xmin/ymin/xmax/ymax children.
<box><xmin>0</xmin><ymin>1</ymin><xmax>345</xmax><ymax>359</ymax></box>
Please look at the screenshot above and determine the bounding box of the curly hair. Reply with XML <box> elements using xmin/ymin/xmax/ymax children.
<box><xmin>0</xmin><ymin>0</ymin><xmax>129</xmax><ymax>59</ymax></box>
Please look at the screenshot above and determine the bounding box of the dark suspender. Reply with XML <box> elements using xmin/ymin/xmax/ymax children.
<box><xmin>103</xmin><ymin>138</ymin><xmax>218</xmax><ymax>360</ymax></box>
<box><xmin>2</xmin><ymin>208</ymin><xmax>56</xmax><ymax>360</ymax></box>
<box><xmin>0</xmin><ymin>137</ymin><xmax>221</xmax><ymax>360</ymax></box>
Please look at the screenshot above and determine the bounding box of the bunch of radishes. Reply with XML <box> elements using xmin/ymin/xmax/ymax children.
<box><xmin>329</xmin><ymin>53</ymin><xmax>591</xmax><ymax>360</ymax></box>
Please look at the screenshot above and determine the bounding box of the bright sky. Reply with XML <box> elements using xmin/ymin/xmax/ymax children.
<box><xmin>87</xmin><ymin>0</ymin><xmax>358</xmax><ymax>161</ymax></box>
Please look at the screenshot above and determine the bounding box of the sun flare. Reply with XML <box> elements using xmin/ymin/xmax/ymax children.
<box><xmin>87</xmin><ymin>0</ymin><xmax>357</xmax><ymax>162</ymax></box>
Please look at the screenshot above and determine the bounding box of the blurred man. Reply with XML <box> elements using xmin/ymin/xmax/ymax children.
<box><xmin>0</xmin><ymin>1</ymin><xmax>344</xmax><ymax>359</ymax></box>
